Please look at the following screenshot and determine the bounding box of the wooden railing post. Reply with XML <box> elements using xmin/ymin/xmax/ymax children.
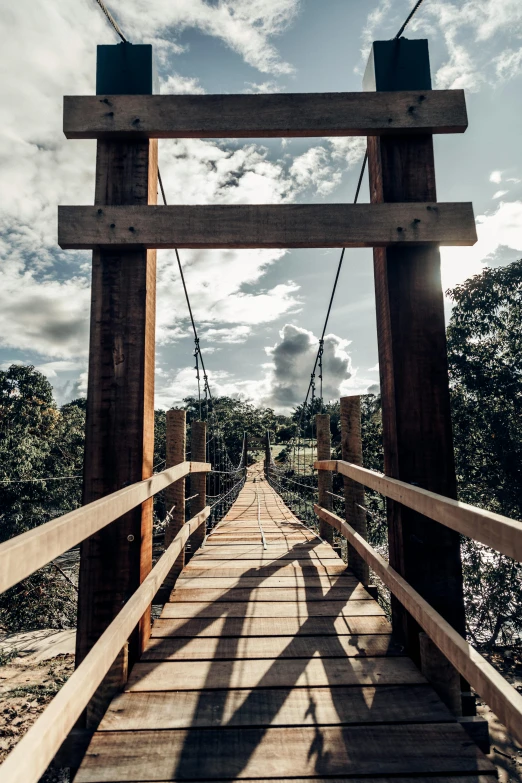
<box><xmin>164</xmin><ymin>409</ymin><xmax>186</xmax><ymax>586</ymax></box>
<box><xmin>242</xmin><ymin>432</ymin><xmax>248</xmax><ymax>476</ymax></box>
<box><xmin>264</xmin><ymin>431</ymin><xmax>271</xmax><ymax>478</ymax></box>
<box><xmin>365</xmin><ymin>40</ymin><xmax>467</xmax><ymax>674</ymax></box>
<box><xmin>76</xmin><ymin>42</ymin><xmax>157</xmax><ymax>722</ymax></box>
<box><xmin>190</xmin><ymin>420</ymin><xmax>207</xmax><ymax>554</ymax></box>
<box><xmin>340</xmin><ymin>396</ymin><xmax>369</xmax><ymax>585</ymax></box>
<box><xmin>316</xmin><ymin>414</ymin><xmax>333</xmax><ymax>544</ymax></box>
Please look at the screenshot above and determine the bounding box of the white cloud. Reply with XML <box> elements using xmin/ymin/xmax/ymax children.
<box><xmin>493</xmin><ymin>47</ymin><xmax>522</xmax><ymax>81</ymax></box>
<box><xmin>243</xmin><ymin>81</ymin><xmax>282</xmax><ymax>94</ymax></box>
<box><xmin>358</xmin><ymin>0</ymin><xmax>522</xmax><ymax>90</ymax></box>
<box><xmin>493</xmin><ymin>190</ymin><xmax>508</xmax><ymax>199</ymax></box>
<box><xmin>201</xmin><ymin>325</ymin><xmax>252</xmax><ymax>343</ymax></box>
<box><xmin>490</xmin><ymin>171</ymin><xmax>503</xmax><ymax>184</ymax></box>
<box><xmin>261</xmin><ymin>324</ymin><xmax>353</xmax><ymax>411</ymax></box>
<box><xmin>441</xmin><ymin>200</ymin><xmax>522</xmax><ymax>290</ymax></box>
<box><xmin>161</xmin><ymin>73</ymin><xmax>206</xmax><ymax>94</ymax></box>
<box><xmin>110</xmin><ymin>0</ymin><xmax>301</xmax><ymax>76</ymax></box>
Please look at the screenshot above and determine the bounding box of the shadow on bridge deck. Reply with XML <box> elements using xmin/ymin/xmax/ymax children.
<box><xmin>75</xmin><ymin>463</ymin><xmax>496</xmax><ymax>782</ymax></box>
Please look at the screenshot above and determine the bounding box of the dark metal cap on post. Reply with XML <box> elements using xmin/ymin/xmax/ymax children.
<box><xmin>363</xmin><ymin>39</ymin><xmax>432</xmax><ymax>92</ymax></box>
<box><xmin>96</xmin><ymin>42</ymin><xmax>159</xmax><ymax>95</ymax></box>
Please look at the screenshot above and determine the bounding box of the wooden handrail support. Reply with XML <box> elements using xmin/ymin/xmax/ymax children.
<box><xmin>0</xmin><ymin>506</ymin><xmax>210</xmax><ymax>783</ymax></box>
<box><xmin>315</xmin><ymin>459</ymin><xmax>522</xmax><ymax>562</ymax></box>
<box><xmin>314</xmin><ymin>503</ymin><xmax>522</xmax><ymax>747</ymax></box>
<box><xmin>0</xmin><ymin>461</ymin><xmax>211</xmax><ymax>595</ymax></box>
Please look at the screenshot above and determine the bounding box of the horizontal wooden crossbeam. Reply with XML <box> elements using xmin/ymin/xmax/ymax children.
<box><xmin>63</xmin><ymin>90</ymin><xmax>468</xmax><ymax>139</ymax></box>
<box><xmin>58</xmin><ymin>203</ymin><xmax>477</xmax><ymax>249</ymax></box>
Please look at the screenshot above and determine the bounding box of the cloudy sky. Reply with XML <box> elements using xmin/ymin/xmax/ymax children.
<box><xmin>1</xmin><ymin>0</ymin><xmax>521</xmax><ymax>411</ymax></box>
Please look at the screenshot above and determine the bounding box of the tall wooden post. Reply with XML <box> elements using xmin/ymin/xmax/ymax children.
<box><xmin>164</xmin><ymin>409</ymin><xmax>186</xmax><ymax>579</ymax></box>
<box><xmin>190</xmin><ymin>420</ymin><xmax>207</xmax><ymax>553</ymax></box>
<box><xmin>76</xmin><ymin>42</ymin><xmax>158</xmax><ymax>719</ymax></box>
<box><xmin>316</xmin><ymin>414</ymin><xmax>333</xmax><ymax>544</ymax></box>
<box><xmin>340</xmin><ymin>396</ymin><xmax>369</xmax><ymax>585</ymax></box>
<box><xmin>365</xmin><ymin>39</ymin><xmax>466</xmax><ymax>666</ymax></box>
<box><xmin>242</xmin><ymin>432</ymin><xmax>248</xmax><ymax>474</ymax></box>
<box><xmin>264</xmin><ymin>431</ymin><xmax>271</xmax><ymax>478</ymax></box>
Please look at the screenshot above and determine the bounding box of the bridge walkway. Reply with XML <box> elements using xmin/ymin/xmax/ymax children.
<box><xmin>75</xmin><ymin>463</ymin><xmax>496</xmax><ymax>782</ymax></box>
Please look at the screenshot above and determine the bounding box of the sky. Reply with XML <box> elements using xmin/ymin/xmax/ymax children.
<box><xmin>1</xmin><ymin>0</ymin><xmax>521</xmax><ymax>412</ymax></box>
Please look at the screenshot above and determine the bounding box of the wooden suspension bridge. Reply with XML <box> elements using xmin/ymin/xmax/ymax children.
<box><xmin>1</xmin><ymin>32</ymin><xmax>522</xmax><ymax>783</ymax></box>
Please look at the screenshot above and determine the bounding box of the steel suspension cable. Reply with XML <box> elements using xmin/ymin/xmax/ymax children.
<box><xmin>92</xmin><ymin>0</ymin><xmax>127</xmax><ymax>42</ymax></box>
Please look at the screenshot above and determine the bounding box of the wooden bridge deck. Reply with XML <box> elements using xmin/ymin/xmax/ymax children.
<box><xmin>76</xmin><ymin>464</ymin><xmax>496</xmax><ymax>782</ymax></box>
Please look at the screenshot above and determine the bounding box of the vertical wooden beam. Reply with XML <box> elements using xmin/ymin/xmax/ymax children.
<box><xmin>242</xmin><ymin>432</ymin><xmax>249</xmax><ymax>474</ymax></box>
<box><xmin>264</xmin><ymin>431</ymin><xmax>271</xmax><ymax>478</ymax></box>
<box><xmin>164</xmin><ymin>409</ymin><xmax>186</xmax><ymax>577</ymax></box>
<box><xmin>190</xmin><ymin>421</ymin><xmax>207</xmax><ymax>553</ymax></box>
<box><xmin>364</xmin><ymin>39</ymin><xmax>466</xmax><ymax>664</ymax></box>
<box><xmin>76</xmin><ymin>44</ymin><xmax>157</xmax><ymax>723</ymax></box>
<box><xmin>340</xmin><ymin>396</ymin><xmax>370</xmax><ymax>585</ymax></box>
<box><xmin>316</xmin><ymin>414</ymin><xmax>334</xmax><ymax>544</ymax></box>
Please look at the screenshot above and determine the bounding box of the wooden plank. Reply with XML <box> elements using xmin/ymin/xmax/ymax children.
<box><xmin>126</xmin><ymin>656</ymin><xmax>425</xmax><ymax>691</ymax></box>
<box><xmin>142</xmin><ymin>633</ymin><xmax>401</xmax><ymax>661</ymax></box>
<box><xmin>75</xmin><ymin>724</ymin><xmax>493</xmax><ymax>781</ymax></box>
<box><xmin>64</xmin><ymin>90</ymin><xmax>468</xmax><ymax>139</ymax></box>
<box><xmin>174</xmin><ymin>574</ymin><xmax>358</xmax><ymax>589</ymax></box>
<box><xmin>99</xmin><ymin>684</ymin><xmax>449</xmax><ymax>730</ymax></box>
<box><xmin>0</xmin><ymin>461</ymin><xmax>210</xmax><ymax>594</ymax></box>
<box><xmin>317</xmin><ymin>459</ymin><xmax>522</xmax><ymax>562</ymax></box>
<box><xmin>151</xmin><ymin>615</ymin><xmax>392</xmax><ymax>638</ymax></box>
<box><xmin>160</xmin><ymin>599</ymin><xmax>384</xmax><ymax>618</ymax></box>
<box><xmin>0</xmin><ymin>509</ymin><xmax>209</xmax><ymax>783</ymax></box>
<box><xmin>364</xmin><ymin>39</ymin><xmax>467</xmax><ymax>664</ymax></box>
<box><xmin>315</xmin><ymin>503</ymin><xmax>522</xmax><ymax>748</ymax></box>
<box><xmin>181</xmin><ymin>564</ymin><xmax>348</xmax><ymax>576</ymax></box>
<box><xmin>169</xmin><ymin>586</ymin><xmax>372</xmax><ymax>601</ymax></box>
<box><xmin>58</xmin><ymin>202</ymin><xmax>477</xmax><ymax>250</ymax></box>
<box><xmin>184</xmin><ymin>557</ymin><xmax>343</xmax><ymax>568</ymax></box>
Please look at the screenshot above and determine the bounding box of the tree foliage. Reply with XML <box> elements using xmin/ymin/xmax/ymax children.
<box><xmin>447</xmin><ymin>261</ymin><xmax>522</xmax><ymax>646</ymax></box>
<box><xmin>0</xmin><ymin>366</ymin><xmax>84</xmax><ymax>631</ymax></box>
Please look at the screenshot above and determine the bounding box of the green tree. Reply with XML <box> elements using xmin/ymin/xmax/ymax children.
<box><xmin>447</xmin><ymin>260</ymin><xmax>522</xmax><ymax>646</ymax></box>
<box><xmin>0</xmin><ymin>366</ymin><xmax>83</xmax><ymax>631</ymax></box>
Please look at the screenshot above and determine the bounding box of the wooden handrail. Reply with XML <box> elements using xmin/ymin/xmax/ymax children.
<box><xmin>0</xmin><ymin>461</ymin><xmax>211</xmax><ymax>595</ymax></box>
<box><xmin>314</xmin><ymin>503</ymin><xmax>522</xmax><ymax>748</ymax></box>
<box><xmin>0</xmin><ymin>506</ymin><xmax>210</xmax><ymax>783</ymax></box>
<box><xmin>315</xmin><ymin>459</ymin><xmax>522</xmax><ymax>562</ymax></box>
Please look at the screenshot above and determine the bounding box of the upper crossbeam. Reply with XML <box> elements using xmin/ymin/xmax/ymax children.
<box><xmin>63</xmin><ymin>90</ymin><xmax>467</xmax><ymax>139</ymax></box>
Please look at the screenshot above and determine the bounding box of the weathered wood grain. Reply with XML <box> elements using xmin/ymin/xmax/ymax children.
<box><xmin>169</xmin><ymin>585</ymin><xmax>372</xmax><ymax>601</ymax></box>
<box><xmin>160</xmin><ymin>599</ymin><xmax>384</xmax><ymax>619</ymax></box>
<box><xmin>98</xmin><ymin>684</ymin><xmax>448</xmax><ymax>730</ymax></box>
<box><xmin>151</xmin><ymin>615</ymin><xmax>393</xmax><ymax>638</ymax></box>
<box><xmin>75</xmin><ymin>724</ymin><xmax>493</xmax><ymax>782</ymax></box>
<box><xmin>126</xmin><ymin>656</ymin><xmax>425</xmax><ymax>691</ymax></box>
<box><xmin>63</xmin><ymin>90</ymin><xmax>468</xmax><ymax>139</ymax></box>
<box><xmin>58</xmin><ymin>202</ymin><xmax>477</xmax><ymax>250</ymax></box>
<box><xmin>142</xmin><ymin>633</ymin><xmax>400</xmax><ymax>661</ymax></box>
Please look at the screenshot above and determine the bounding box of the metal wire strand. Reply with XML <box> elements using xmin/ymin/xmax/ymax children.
<box><xmin>93</xmin><ymin>0</ymin><xmax>127</xmax><ymax>42</ymax></box>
